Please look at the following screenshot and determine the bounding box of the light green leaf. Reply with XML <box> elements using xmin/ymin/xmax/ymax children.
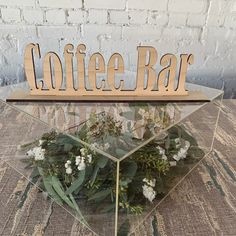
<box><xmin>100</xmin><ymin>203</ymin><xmax>115</xmax><ymax>213</ymax></box>
<box><xmin>69</xmin><ymin>193</ymin><xmax>90</xmax><ymax>228</ymax></box>
<box><xmin>51</xmin><ymin>176</ymin><xmax>74</xmax><ymax>209</ymax></box>
<box><xmin>64</xmin><ymin>143</ymin><xmax>73</xmax><ymax>152</ymax></box>
<box><xmin>88</xmin><ymin>188</ymin><xmax>112</xmax><ymax>201</ymax></box>
<box><xmin>122</xmin><ymin>161</ymin><xmax>138</xmax><ymax>179</ymax></box>
<box><xmin>43</xmin><ymin>176</ymin><xmax>63</xmax><ymax>205</ymax></box>
<box><xmin>65</xmin><ymin>170</ymin><xmax>85</xmax><ymax>195</ymax></box>
<box><xmin>91</xmin><ymin>165</ymin><xmax>99</xmax><ymax>186</ymax></box>
<box><xmin>120</xmin><ymin>111</ymin><xmax>142</xmax><ymax>120</ymax></box>
<box><xmin>115</xmin><ymin>148</ymin><xmax>127</xmax><ymax>157</ymax></box>
<box><xmin>97</xmin><ymin>156</ymin><xmax>108</xmax><ymax>168</ymax></box>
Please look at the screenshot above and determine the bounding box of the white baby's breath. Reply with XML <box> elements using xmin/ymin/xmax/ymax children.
<box><xmin>172</xmin><ymin>140</ymin><xmax>191</xmax><ymax>162</ymax></box>
<box><xmin>66</xmin><ymin>167</ymin><xmax>72</xmax><ymax>174</ymax></box>
<box><xmin>75</xmin><ymin>155</ymin><xmax>86</xmax><ymax>171</ymax></box>
<box><xmin>142</xmin><ymin>178</ymin><xmax>157</xmax><ymax>202</ymax></box>
<box><xmin>27</xmin><ymin>147</ymin><xmax>45</xmax><ymax>161</ymax></box>
<box><xmin>80</xmin><ymin>148</ymin><xmax>86</xmax><ymax>156</ymax></box>
<box><xmin>87</xmin><ymin>154</ymin><xmax>92</xmax><ymax>163</ymax></box>
<box><xmin>169</xmin><ymin>161</ymin><xmax>177</xmax><ymax>166</ymax></box>
<box><xmin>65</xmin><ymin>160</ymin><xmax>73</xmax><ymax>174</ymax></box>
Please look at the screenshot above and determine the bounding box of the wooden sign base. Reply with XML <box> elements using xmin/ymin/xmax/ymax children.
<box><xmin>6</xmin><ymin>89</ymin><xmax>210</xmax><ymax>103</ymax></box>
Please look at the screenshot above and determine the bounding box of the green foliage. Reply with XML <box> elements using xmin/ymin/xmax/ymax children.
<box><xmin>65</xmin><ymin>170</ymin><xmax>85</xmax><ymax>195</ymax></box>
<box><xmin>22</xmin><ymin>108</ymin><xmax>204</xmax><ymax>230</ymax></box>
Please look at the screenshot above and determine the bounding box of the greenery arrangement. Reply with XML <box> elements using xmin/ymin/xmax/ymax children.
<box><xmin>20</xmin><ymin>105</ymin><xmax>205</xmax><ymax>231</ymax></box>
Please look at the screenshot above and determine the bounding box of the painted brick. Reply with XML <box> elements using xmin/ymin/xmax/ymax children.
<box><xmin>148</xmin><ymin>12</ymin><xmax>168</xmax><ymax>26</ymax></box>
<box><xmin>84</xmin><ymin>0</ymin><xmax>126</xmax><ymax>10</ymax></box>
<box><xmin>168</xmin><ymin>13</ymin><xmax>187</xmax><ymax>26</ymax></box>
<box><xmin>1</xmin><ymin>8</ymin><xmax>21</xmax><ymax>23</ymax></box>
<box><xmin>232</xmin><ymin>2</ymin><xmax>236</xmax><ymax>12</ymax></box>
<box><xmin>37</xmin><ymin>26</ymin><xmax>78</xmax><ymax>38</ymax></box>
<box><xmin>187</xmin><ymin>14</ymin><xmax>206</xmax><ymax>27</ymax></box>
<box><xmin>129</xmin><ymin>10</ymin><xmax>147</xmax><ymax>24</ymax></box>
<box><xmin>0</xmin><ymin>0</ymin><xmax>35</xmax><ymax>7</ymax></box>
<box><xmin>122</xmin><ymin>25</ymin><xmax>162</xmax><ymax>40</ymax></box>
<box><xmin>46</xmin><ymin>9</ymin><xmax>65</xmax><ymax>24</ymax></box>
<box><xmin>23</xmin><ymin>9</ymin><xmax>44</xmax><ymax>24</ymax></box>
<box><xmin>39</xmin><ymin>0</ymin><xmax>82</xmax><ymax>8</ymax></box>
<box><xmin>224</xmin><ymin>15</ymin><xmax>236</xmax><ymax>28</ymax></box>
<box><xmin>207</xmin><ymin>15</ymin><xmax>225</xmax><ymax>26</ymax></box>
<box><xmin>128</xmin><ymin>0</ymin><xmax>168</xmax><ymax>11</ymax></box>
<box><xmin>83</xmin><ymin>24</ymin><xmax>122</xmax><ymax>40</ymax></box>
<box><xmin>168</xmin><ymin>0</ymin><xmax>206</xmax><ymax>13</ymax></box>
<box><xmin>109</xmin><ymin>10</ymin><xmax>129</xmax><ymax>24</ymax></box>
<box><xmin>67</xmin><ymin>10</ymin><xmax>86</xmax><ymax>24</ymax></box>
<box><xmin>88</xmin><ymin>9</ymin><xmax>107</xmax><ymax>24</ymax></box>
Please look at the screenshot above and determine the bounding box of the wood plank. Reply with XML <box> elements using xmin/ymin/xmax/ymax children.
<box><xmin>6</xmin><ymin>89</ymin><xmax>210</xmax><ymax>102</ymax></box>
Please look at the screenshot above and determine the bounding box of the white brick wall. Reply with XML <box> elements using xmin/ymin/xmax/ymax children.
<box><xmin>0</xmin><ymin>0</ymin><xmax>235</xmax><ymax>97</ymax></box>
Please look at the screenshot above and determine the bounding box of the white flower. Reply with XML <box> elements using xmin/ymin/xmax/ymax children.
<box><xmin>26</xmin><ymin>149</ymin><xmax>34</xmax><ymax>157</ymax></box>
<box><xmin>75</xmin><ymin>156</ymin><xmax>81</xmax><ymax>165</ymax></box>
<box><xmin>172</xmin><ymin>146</ymin><xmax>188</xmax><ymax>161</ymax></box>
<box><xmin>66</xmin><ymin>167</ymin><xmax>72</xmax><ymax>174</ymax></box>
<box><xmin>80</xmin><ymin>148</ymin><xmax>86</xmax><ymax>156</ymax></box>
<box><xmin>162</xmin><ymin>154</ymin><xmax>168</xmax><ymax>161</ymax></box>
<box><xmin>104</xmin><ymin>143</ymin><xmax>110</xmax><ymax>150</ymax></box>
<box><xmin>77</xmin><ymin>161</ymin><xmax>86</xmax><ymax>170</ymax></box>
<box><xmin>39</xmin><ymin>140</ymin><xmax>44</xmax><ymax>146</ymax></box>
<box><xmin>138</xmin><ymin>108</ymin><xmax>145</xmax><ymax>116</ymax></box>
<box><xmin>175</xmin><ymin>138</ymin><xmax>180</xmax><ymax>143</ymax></box>
<box><xmin>156</xmin><ymin>146</ymin><xmax>165</xmax><ymax>155</ymax></box>
<box><xmin>185</xmin><ymin>140</ymin><xmax>190</xmax><ymax>149</ymax></box>
<box><xmin>138</xmin><ymin>108</ymin><xmax>149</xmax><ymax>119</ymax></box>
<box><xmin>173</xmin><ymin>154</ymin><xmax>181</xmax><ymax>161</ymax></box>
<box><xmin>143</xmin><ymin>178</ymin><xmax>156</xmax><ymax>188</ymax></box>
<box><xmin>65</xmin><ymin>160</ymin><xmax>72</xmax><ymax>168</ymax></box>
<box><xmin>91</xmin><ymin>143</ymin><xmax>98</xmax><ymax>149</ymax></box>
<box><xmin>142</xmin><ymin>184</ymin><xmax>156</xmax><ymax>203</ymax></box>
<box><xmin>178</xmin><ymin>148</ymin><xmax>187</xmax><ymax>159</ymax></box>
<box><xmin>169</xmin><ymin>161</ymin><xmax>177</xmax><ymax>166</ymax></box>
<box><xmin>75</xmin><ymin>156</ymin><xmax>86</xmax><ymax>170</ymax></box>
<box><xmin>65</xmin><ymin>160</ymin><xmax>73</xmax><ymax>174</ymax></box>
<box><xmin>27</xmin><ymin>146</ymin><xmax>45</xmax><ymax>161</ymax></box>
<box><xmin>87</xmin><ymin>154</ymin><xmax>92</xmax><ymax>163</ymax></box>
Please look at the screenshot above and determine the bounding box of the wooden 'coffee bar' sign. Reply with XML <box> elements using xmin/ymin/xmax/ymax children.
<box><xmin>7</xmin><ymin>43</ymin><xmax>209</xmax><ymax>102</ymax></box>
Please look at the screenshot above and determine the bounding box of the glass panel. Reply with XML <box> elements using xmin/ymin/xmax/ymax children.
<box><xmin>5</xmin><ymin>130</ymin><xmax>118</xmax><ymax>235</ymax></box>
<box><xmin>117</xmin><ymin>93</ymin><xmax>223</xmax><ymax>234</ymax></box>
<box><xmin>0</xmin><ymin>90</ymin><xmax>223</xmax><ymax>235</ymax></box>
<box><xmin>0</xmin><ymin>159</ymin><xmax>95</xmax><ymax>236</ymax></box>
<box><xmin>0</xmin><ymin>82</ymin><xmax>223</xmax><ymax>161</ymax></box>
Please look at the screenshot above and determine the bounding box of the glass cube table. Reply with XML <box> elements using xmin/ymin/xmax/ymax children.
<box><xmin>0</xmin><ymin>83</ymin><xmax>223</xmax><ymax>236</ymax></box>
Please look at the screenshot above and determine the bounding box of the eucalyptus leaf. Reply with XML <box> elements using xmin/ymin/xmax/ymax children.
<box><xmin>65</xmin><ymin>170</ymin><xmax>85</xmax><ymax>195</ymax></box>
<box><xmin>91</xmin><ymin>165</ymin><xmax>99</xmax><ymax>186</ymax></box>
<box><xmin>97</xmin><ymin>156</ymin><xmax>108</xmax><ymax>168</ymax></box>
<box><xmin>88</xmin><ymin>188</ymin><xmax>112</xmax><ymax>201</ymax></box>
<box><xmin>51</xmin><ymin>176</ymin><xmax>74</xmax><ymax>209</ymax></box>
<box><xmin>69</xmin><ymin>193</ymin><xmax>90</xmax><ymax>228</ymax></box>
<box><xmin>120</xmin><ymin>111</ymin><xmax>142</xmax><ymax>120</ymax></box>
<box><xmin>115</xmin><ymin>148</ymin><xmax>127</xmax><ymax>157</ymax></box>
<box><xmin>30</xmin><ymin>167</ymin><xmax>40</xmax><ymax>180</ymax></box>
<box><xmin>143</xmin><ymin>128</ymin><xmax>152</xmax><ymax>139</ymax></box>
<box><xmin>64</xmin><ymin>143</ymin><xmax>73</xmax><ymax>152</ymax></box>
<box><xmin>122</xmin><ymin>161</ymin><xmax>138</xmax><ymax>179</ymax></box>
<box><xmin>43</xmin><ymin>176</ymin><xmax>63</xmax><ymax>205</ymax></box>
<box><xmin>118</xmin><ymin>219</ymin><xmax>130</xmax><ymax>236</ymax></box>
<box><xmin>100</xmin><ymin>203</ymin><xmax>115</xmax><ymax>213</ymax></box>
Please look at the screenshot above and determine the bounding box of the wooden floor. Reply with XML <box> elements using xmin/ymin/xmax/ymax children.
<box><xmin>0</xmin><ymin>100</ymin><xmax>236</xmax><ymax>236</ymax></box>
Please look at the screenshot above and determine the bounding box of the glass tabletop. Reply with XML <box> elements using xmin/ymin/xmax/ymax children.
<box><xmin>0</xmin><ymin>82</ymin><xmax>223</xmax><ymax>161</ymax></box>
